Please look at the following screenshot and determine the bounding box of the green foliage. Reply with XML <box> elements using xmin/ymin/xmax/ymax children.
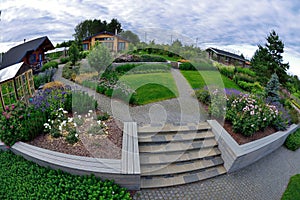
<box><xmin>281</xmin><ymin>174</ymin><xmax>300</xmax><ymax>200</ymax></box>
<box><xmin>237</xmin><ymin>81</ymin><xmax>264</xmax><ymax>93</ymax></box>
<box><xmin>59</xmin><ymin>57</ymin><xmax>69</xmax><ymax>64</ymax></box>
<box><xmin>265</xmin><ymin>73</ymin><xmax>280</xmax><ymax>103</ymax></box>
<box><xmin>119</xmin><ymin>30</ymin><xmax>140</xmax><ymax>44</ymax></box>
<box><xmin>226</xmin><ymin>94</ymin><xmax>282</xmax><ymax>136</ymax></box>
<box><xmin>62</xmin><ymin>63</ymin><xmax>79</xmax><ymax>81</ymax></box>
<box><xmin>140</xmin><ymin>54</ymin><xmax>166</xmax><ymax>62</ymax></box>
<box><xmin>251</xmin><ymin>30</ymin><xmax>289</xmax><ymax>85</ymax></box>
<box><xmin>0</xmin><ymin>151</ymin><xmax>131</xmax><ymax>199</ymax></box>
<box><xmin>209</xmin><ymin>89</ymin><xmax>226</xmax><ymax>119</ymax></box>
<box><xmin>179</xmin><ymin>62</ymin><xmax>195</xmax><ymax>70</ymax></box>
<box><xmin>285</xmin><ymin>129</ymin><xmax>300</xmax><ymax>151</ymax></box>
<box><xmin>236</xmin><ymin>67</ymin><xmax>256</xmax><ymax>77</ymax></box>
<box><xmin>41</xmin><ymin>61</ymin><xmax>58</xmax><ymax>72</ymax></box>
<box><xmin>179</xmin><ymin>61</ymin><xmax>215</xmax><ymax>71</ymax></box>
<box><xmin>97</xmin><ymin>112</ymin><xmax>110</xmax><ymax>121</ymax></box>
<box><xmin>65</xmin><ymin>128</ymin><xmax>79</xmax><ymax>144</ymax></box>
<box><xmin>71</xmin><ymin>91</ymin><xmax>98</xmax><ymax>114</ymax></box>
<box><xmin>56</xmin><ymin>40</ymin><xmax>74</xmax><ymax>48</ymax></box>
<box><xmin>33</xmin><ymin>68</ymin><xmax>56</xmax><ymax>89</ymax></box>
<box><xmin>233</xmin><ymin>73</ymin><xmax>256</xmax><ymax>83</ymax></box>
<box><xmin>74</xmin><ymin>18</ymin><xmax>122</xmax><ymax>42</ymax></box>
<box><xmin>69</xmin><ymin>43</ymin><xmax>80</xmax><ymax>66</ymax></box>
<box><xmin>0</xmin><ymin>102</ymin><xmax>46</xmax><ymax>146</ymax></box>
<box><xmin>216</xmin><ymin>64</ymin><xmax>235</xmax><ymax>79</ymax></box>
<box><xmin>88</xmin><ymin>43</ymin><xmax>113</xmax><ymax>76</ymax></box>
<box><xmin>115</xmin><ymin>63</ymin><xmax>170</xmax><ymax>74</ymax></box>
<box><xmin>79</xmin><ymin>51</ymin><xmax>89</xmax><ymax>59</ymax></box>
<box><xmin>195</xmin><ymin>88</ymin><xmax>211</xmax><ymax>105</ymax></box>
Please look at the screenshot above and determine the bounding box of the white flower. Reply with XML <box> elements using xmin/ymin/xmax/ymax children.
<box><xmin>73</xmin><ymin>123</ymin><xmax>77</xmax><ymax>127</ymax></box>
<box><xmin>88</xmin><ymin>113</ymin><xmax>91</xmax><ymax>117</ymax></box>
<box><xmin>251</xmin><ymin>124</ymin><xmax>254</xmax><ymax>127</ymax></box>
<box><xmin>78</xmin><ymin>115</ymin><xmax>81</xmax><ymax>119</ymax></box>
<box><xmin>62</xmin><ymin>120</ymin><xmax>67</xmax><ymax>126</ymax></box>
<box><xmin>58</xmin><ymin>125</ymin><xmax>62</xmax><ymax>131</ymax></box>
<box><xmin>63</xmin><ymin>110</ymin><xmax>68</xmax><ymax>114</ymax></box>
<box><xmin>105</xmin><ymin>131</ymin><xmax>108</xmax><ymax>134</ymax></box>
<box><xmin>74</xmin><ymin>112</ymin><xmax>77</xmax><ymax>115</ymax></box>
<box><xmin>68</xmin><ymin>117</ymin><xmax>73</xmax><ymax>123</ymax></box>
<box><xmin>89</xmin><ymin>110</ymin><xmax>93</xmax><ymax>113</ymax></box>
<box><xmin>97</xmin><ymin>120</ymin><xmax>101</xmax><ymax>125</ymax></box>
<box><xmin>75</xmin><ymin>133</ymin><xmax>78</xmax><ymax>138</ymax></box>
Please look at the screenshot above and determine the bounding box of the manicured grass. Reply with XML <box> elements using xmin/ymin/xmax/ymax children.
<box><xmin>120</xmin><ymin>73</ymin><xmax>179</xmax><ymax>105</ymax></box>
<box><xmin>281</xmin><ymin>174</ymin><xmax>300</xmax><ymax>200</ymax></box>
<box><xmin>0</xmin><ymin>151</ymin><xmax>130</xmax><ymax>199</ymax></box>
<box><xmin>180</xmin><ymin>70</ymin><xmax>242</xmax><ymax>90</ymax></box>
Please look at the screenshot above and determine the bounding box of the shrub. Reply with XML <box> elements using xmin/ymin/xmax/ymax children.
<box><xmin>65</xmin><ymin>128</ymin><xmax>79</xmax><ymax>144</ymax></box>
<box><xmin>237</xmin><ymin>81</ymin><xmax>264</xmax><ymax>93</ymax></box>
<box><xmin>233</xmin><ymin>73</ymin><xmax>256</xmax><ymax>83</ymax></box>
<box><xmin>33</xmin><ymin>68</ymin><xmax>56</xmax><ymax>89</ymax></box>
<box><xmin>140</xmin><ymin>54</ymin><xmax>166</xmax><ymax>62</ymax></box>
<box><xmin>79</xmin><ymin>51</ymin><xmax>89</xmax><ymax>59</ymax></box>
<box><xmin>0</xmin><ymin>102</ymin><xmax>46</xmax><ymax>146</ymax></box>
<box><xmin>71</xmin><ymin>91</ymin><xmax>98</xmax><ymax>114</ymax></box>
<box><xmin>0</xmin><ymin>151</ymin><xmax>131</xmax><ymax>199</ymax></box>
<box><xmin>226</xmin><ymin>94</ymin><xmax>283</xmax><ymax>136</ymax></box>
<box><xmin>285</xmin><ymin>129</ymin><xmax>300</xmax><ymax>151</ymax></box>
<box><xmin>195</xmin><ymin>88</ymin><xmax>210</xmax><ymax>105</ymax></box>
<box><xmin>43</xmin><ymin>81</ymin><xmax>64</xmax><ymax>90</ymax></box>
<box><xmin>209</xmin><ymin>89</ymin><xmax>227</xmax><ymax>119</ymax></box>
<box><xmin>41</xmin><ymin>61</ymin><xmax>58</xmax><ymax>72</ymax></box>
<box><xmin>179</xmin><ymin>62</ymin><xmax>195</xmax><ymax>70</ymax></box>
<box><xmin>265</xmin><ymin>73</ymin><xmax>280</xmax><ymax>103</ymax></box>
<box><xmin>216</xmin><ymin>64</ymin><xmax>235</xmax><ymax>79</ymax></box>
<box><xmin>59</xmin><ymin>57</ymin><xmax>69</xmax><ymax>64</ymax></box>
<box><xmin>236</xmin><ymin>67</ymin><xmax>256</xmax><ymax>77</ymax></box>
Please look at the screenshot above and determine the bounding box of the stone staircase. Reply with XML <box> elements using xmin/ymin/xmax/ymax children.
<box><xmin>138</xmin><ymin>122</ymin><xmax>226</xmax><ymax>189</ymax></box>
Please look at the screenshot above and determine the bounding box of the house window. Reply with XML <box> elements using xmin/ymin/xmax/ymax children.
<box><xmin>102</xmin><ymin>42</ymin><xmax>113</xmax><ymax>51</ymax></box>
<box><xmin>29</xmin><ymin>54</ymin><xmax>36</xmax><ymax>64</ymax></box>
<box><xmin>95</xmin><ymin>37</ymin><xmax>114</xmax><ymax>41</ymax></box>
<box><xmin>83</xmin><ymin>43</ymin><xmax>89</xmax><ymax>50</ymax></box>
<box><xmin>118</xmin><ymin>42</ymin><xmax>125</xmax><ymax>51</ymax></box>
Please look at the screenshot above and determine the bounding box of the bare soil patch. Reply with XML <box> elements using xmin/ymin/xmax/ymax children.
<box><xmin>28</xmin><ymin>118</ymin><xmax>123</xmax><ymax>159</ymax></box>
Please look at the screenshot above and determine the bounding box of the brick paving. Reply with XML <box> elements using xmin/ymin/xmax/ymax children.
<box><xmin>54</xmin><ymin>64</ymin><xmax>300</xmax><ymax>199</ymax></box>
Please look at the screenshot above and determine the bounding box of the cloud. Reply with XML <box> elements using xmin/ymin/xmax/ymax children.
<box><xmin>0</xmin><ymin>0</ymin><xmax>299</xmax><ymax>76</ymax></box>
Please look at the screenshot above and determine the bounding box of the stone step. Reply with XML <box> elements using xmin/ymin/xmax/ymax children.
<box><xmin>138</xmin><ymin>122</ymin><xmax>211</xmax><ymax>134</ymax></box>
<box><xmin>140</xmin><ymin>147</ymin><xmax>221</xmax><ymax>165</ymax></box>
<box><xmin>138</xmin><ymin>130</ymin><xmax>215</xmax><ymax>143</ymax></box>
<box><xmin>139</xmin><ymin>138</ymin><xmax>217</xmax><ymax>153</ymax></box>
<box><xmin>141</xmin><ymin>165</ymin><xmax>226</xmax><ymax>189</ymax></box>
<box><xmin>141</xmin><ymin>156</ymin><xmax>223</xmax><ymax>176</ymax></box>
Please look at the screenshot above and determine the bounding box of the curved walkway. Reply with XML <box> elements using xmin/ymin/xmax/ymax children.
<box><xmin>53</xmin><ymin>65</ymin><xmax>300</xmax><ymax>199</ymax></box>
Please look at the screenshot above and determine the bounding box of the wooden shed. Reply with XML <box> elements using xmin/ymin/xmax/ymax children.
<box><xmin>0</xmin><ymin>62</ymin><xmax>34</xmax><ymax>111</ymax></box>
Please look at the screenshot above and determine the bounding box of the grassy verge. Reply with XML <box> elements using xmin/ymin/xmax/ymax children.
<box><xmin>180</xmin><ymin>70</ymin><xmax>242</xmax><ymax>90</ymax></box>
<box><xmin>120</xmin><ymin>73</ymin><xmax>179</xmax><ymax>105</ymax></box>
<box><xmin>281</xmin><ymin>174</ymin><xmax>300</xmax><ymax>200</ymax></box>
<box><xmin>0</xmin><ymin>151</ymin><xmax>131</xmax><ymax>199</ymax></box>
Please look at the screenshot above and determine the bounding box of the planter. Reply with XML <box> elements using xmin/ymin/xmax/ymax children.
<box><xmin>208</xmin><ymin>120</ymin><xmax>299</xmax><ymax>173</ymax></box>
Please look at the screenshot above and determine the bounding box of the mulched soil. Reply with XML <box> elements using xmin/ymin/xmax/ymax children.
<box><xmin>222</xmin><ymin>120</ymin><xmax>277</xmax><ymax>145</ymax></box>
<box><xmin>27</xmin><ymin>118</ymin><xmax>123</xmax><ymax>159</ymax></box>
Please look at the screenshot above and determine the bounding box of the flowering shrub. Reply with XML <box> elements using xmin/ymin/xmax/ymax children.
<box><xmin>209</xmin><ymin>89</ymin><xmax>227</xmax><ymax>119</ymax></box>
<box><xmin>226</xmin><ymin>94</ymin><xmax>285</xmax><ymax>136</ymax></box>
<box><xmin>0</xmin><ymin>102</ymin><xmax>46</xmax><ymax>146</ymax></box>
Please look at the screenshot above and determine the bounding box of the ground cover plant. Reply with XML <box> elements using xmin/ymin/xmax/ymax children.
<box><xmin>0</xmin><ymin>151</ymin><xmax>131</xmax><ymax>199</ymax></box>
<box><xmin>285</xmin><ymin>128</ymin><xmax>300</xmax><ymax>151</ymax></box>
<box><xmin>281</xmin><ymin>174</ymin><xmax>300</xmax><ymax>200</ymax></box>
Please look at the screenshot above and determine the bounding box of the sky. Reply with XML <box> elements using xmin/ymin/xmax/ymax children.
<box><xmin>0</xmin><ymin>0</ymin><xmax>300</xmax><ymax>77</ymax></box>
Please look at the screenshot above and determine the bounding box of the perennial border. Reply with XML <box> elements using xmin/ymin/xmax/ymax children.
<box><xmin>1</xmin><ymin>122</ymin><xmax>140</xmax><ymax>190</ymax></box>
<box><xmin>208</xmin><ymin>120</ymin><xmax>299</xmax><ymax>173</ymax></box>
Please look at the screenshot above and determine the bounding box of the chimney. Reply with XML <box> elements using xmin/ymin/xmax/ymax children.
<box><xmin>115</xmin><ymin>29</ymin><xmax>117</xmax><ymax>35</ymax></box>
<box><xmin>24</xmin><ymin>39</ymin><xmax>26</xmax><ymax>43</ymax></box>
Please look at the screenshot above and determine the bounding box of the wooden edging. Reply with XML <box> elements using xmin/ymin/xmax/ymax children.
<box><xmin>1</xmin><ymin>122</ymin><xmax>140</xmax><ymax>190</ymax></box>
<box><xmin>208</xmin><ymin>120</ymin><xmax>299</xmax><ymax>173</ymax></box>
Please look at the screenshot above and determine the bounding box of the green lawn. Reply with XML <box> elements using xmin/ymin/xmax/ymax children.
<box><xmin>281</xmin><ymin>174</ymin><xmax>300</xmax><ymax>200</ymax></box>
<box><xmin>119</xmin><ymin>73</ymin><xmax>179</xmax><ymax>105</ymax></box>
<box><xmin>180</xmin><ymin>70</ymin><xmax>242</xmax><ymax>90</ymax></box>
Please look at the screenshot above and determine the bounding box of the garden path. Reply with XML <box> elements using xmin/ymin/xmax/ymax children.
<box><xmin>53</xmin><ymin>65</ymin><xmax>300</xmax><ymax>199</ymax></box>
<box><xmin>53</xmin><ymin>65</ymin><xmax>207</xmax><ymax>126</ymax></box>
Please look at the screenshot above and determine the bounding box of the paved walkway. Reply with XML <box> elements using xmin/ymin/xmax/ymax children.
<box><xmin>53</xmin><ymin>65</ymin><xmax>300</xmax><ymax>200</ymax></box>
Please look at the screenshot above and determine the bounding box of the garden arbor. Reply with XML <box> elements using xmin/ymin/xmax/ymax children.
<box><xmin>0</xmin><ymin>62</ymin><xmax>35</xmax><ymax>111</ymax></box>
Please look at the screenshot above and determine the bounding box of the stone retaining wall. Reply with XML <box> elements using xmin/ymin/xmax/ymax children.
<box><xmin>208</xmin><ymin>120</ymin><xmax>299</xmax><ymax>173</ymax></box>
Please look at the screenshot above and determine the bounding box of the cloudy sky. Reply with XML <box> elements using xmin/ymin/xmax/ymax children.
<box><xmin>1</xmin><ymin>0</ymin><xmax>300</xmax><ymax>77</ymax></box>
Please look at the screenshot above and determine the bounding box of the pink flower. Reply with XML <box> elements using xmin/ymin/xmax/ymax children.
<box><xmin>11</xmin><ymin>104</ymin><xmax>15</xmax><ymax>110</ymax></box>
<box><xmin>5</xmin><ymin>106</ymin><xmax>9</xmax><ymax>111</ymax></box>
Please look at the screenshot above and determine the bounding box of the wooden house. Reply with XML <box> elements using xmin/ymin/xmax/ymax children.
<box><xmin>82</xmin><ymin>31</ymin><xmax>130</xmax><ymax>52</ymax></box>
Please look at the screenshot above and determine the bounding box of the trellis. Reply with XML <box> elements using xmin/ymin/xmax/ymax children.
<box><xmin>0</xmin><ymin>62</ymin><xmax>35</xmax><ymax>111</ymax></box>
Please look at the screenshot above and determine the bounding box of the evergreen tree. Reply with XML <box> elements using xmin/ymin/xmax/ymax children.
<box><xmin>251</xmin><ymin>30</ymin><xmax>289</xmax><ymax>85</ymax></box>
<box><xmin>265</xmin><ymin>73</ymin><xmax>280</xmax><ymax>103</ymax></box>
<box><xmin>119</xmin><ymin>30</ymin><xmax>140</xmax><ymax>44</ymax></box>
<box><xmin>69</xmin><ymin>43</ymin><xmax>79</xmax><ymax>66</ymax></box>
